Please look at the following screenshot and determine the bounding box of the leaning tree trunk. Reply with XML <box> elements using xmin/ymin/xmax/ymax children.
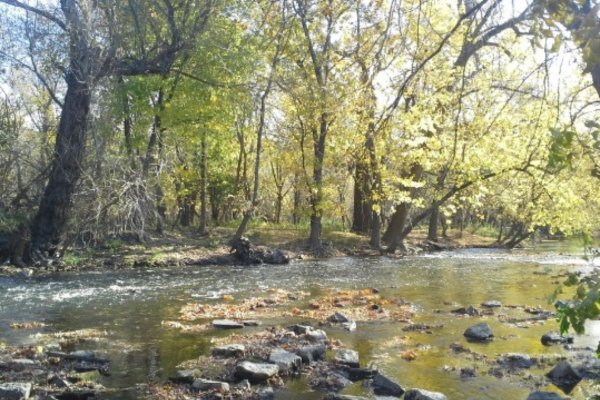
<box><xmin>29</xmin><ymin>72</ymin><xmax>91</xmax><ymax>258</ymax></box>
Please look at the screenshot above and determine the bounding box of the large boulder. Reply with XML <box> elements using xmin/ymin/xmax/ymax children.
<box><xmin>234</xmin><ymin>361</ymin><xmax>279</xmax><ymax>383</ymax></box>
<box><xmin>405</xmin><ymin>388</ymin><xmax>449</xmax><ymax>400</ymax></box>
<box><xmin>334</xmin><ymin>349</ymin><xmax>360</xmax><ymax>368</ymax></box>
<box><xmin>545</xmin><ymin>361</ymin><xmax>582</xmax><ymax>394</ymax></box>
<box><xmin>464</xmin><ymin>323</ymin><xmax>493</xmax><ymax>341</ymax></box>
<box><xmin>371</xmin><ymin>373</ymin><xmax>405</xmax><ymax>397</ymax></box>
<box><xmin>0</xmin><ymin>383</ymin><xmax>32</xmax><ymax>399</ymax></box>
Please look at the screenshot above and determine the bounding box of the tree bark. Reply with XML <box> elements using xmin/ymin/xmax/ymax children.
<box><xmin>351</xmin><ymin>160</ymin><xmax>372</xmax><ymax>234</ymax></box>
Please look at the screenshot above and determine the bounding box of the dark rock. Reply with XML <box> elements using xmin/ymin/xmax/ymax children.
<box><xmin>371</xmin><ymin>373</ymin><xmax>405</xmax><ymax>396</ymax></box>
<box><xmin>541</xmin><ymin>332</ymin><xmax>574</xmax><ymax>346</ymax></box>
<box><xmin>269</xmin><ymin>349</ymin><xmax>302</xmax><ymax>372</ymax></box>
<box><xmin>49</xmin><ymin>374</ymin><xmax>71</xmax><ymax>388</ymax></box>
<box><xmin>334</xmin><ymin>349</ymin><xmax>360</xmax><ymax>368</ymax></box>
<box><xmin>371</xmin><ymin>288</ymin><xmax>380</xmax><ymax>293</ymax></box>
<box><xmin>405</xmin><ymin>388</ymin><xmax>449</xmax><ymax>400</ymax></box>
<box><xmin>212</xmin><ymin>319</ymin><xmax>244</xmax><ymax>329</ymax></box>
<box><xmin>498</xmin><ymin>353</ymin><xmax>534</xmax><ymax>368</ymax></box>
<box><xmin>546</xmin><ymin>361</ymin><xmax>582</xmax><ymax>394</ymax></box>
<box><xmin>464</xmin><ymin>323</ymin><xmax>493</xmax><ymax>341</ymax></box>
<box><xmin>481</xmin><ymin>300</ymin><xmax>502</xmax><ymax>308</ymax></box>
<box><xmin>234</xmin><ymin>361</ymin><xmax>279</xmax><ymax>383</ymax></box>
<box><xmin>0</xmin><ymin>382</ymin><xmax>32</xmax><ymax>399</ymax></box>
<box><xmin>329</xmin><ymin>312</ymin><xmax>349</xmax><ymax>323</ymax></box>
<box><xmin>526</xmin><ymin>392</ymin><xmax>570</xmax><ymax>400</ymax></box>
<box><xmin>345</xmin><ymin>367</ymin><xmax>377</xmax><ymax>381</ymax></box>
<box><xmin>298</xmin><ymin>345</ymin><xmax>326</xmax><ymax>364</ymax></box>
<box><xmin>212</xmin><ymin>344</ymin><xmax>246</xmax><ymax>358</ymax></box>
<box><xmin>451</xmin><ymin>306</ymin><xmax>480</xmax><ymax>316</ymax></box>
<box><xmin>192</xmin><ymin>379</ymin><xmax>230</xmax><ymax>392</ymax></box>
<box><xmin>460</xmin><ymin>368</ymin><xmax>476</xmax><ymax>378</ymax></box>
<box><xmin>242</xmin><ymin>320</ymin><xmax>262</xmax><ymax>326</ymax></box>
<box><xmin>263</xmin><ymin>249</ymin><xmax>290</xmax><ymax>265</ymax></box>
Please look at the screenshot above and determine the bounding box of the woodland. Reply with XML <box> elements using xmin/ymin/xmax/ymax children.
<box><xmin>0</xmin><ymin>0</ymin><xmax>599</xmax><ymax>266</ymax></box>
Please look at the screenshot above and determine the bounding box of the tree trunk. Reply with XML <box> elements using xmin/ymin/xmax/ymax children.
<box><xmin>292</xmin><ymin>174</ymin><xmax>302</xmax><ymax>225</ymax></box>
<box><xmin>30</xmin><ymin>72</ymin><xmax>90</xmax><ymax>257</ymax></box>
<box><xmin>428</xmin><ymin>205</ymin><xmax>440</xmax><ymax>241</ymax></box>
<box><xmin>351</xmin><ymin>160</ymin><xmax>372</xmax><ymax>234</ymax></box>
<box><xmin>198</xmin><ymin>131</ymin><xmax>208</xmax><ymax>236</ymax></box>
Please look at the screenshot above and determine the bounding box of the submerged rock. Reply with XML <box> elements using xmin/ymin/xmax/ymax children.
<box><xmin>234</xmin><ymin>361</ymin><xmax>279</xmax><ymax>383</ymax></box>
<box><xmin>481</xmin><ymin>300</ymin><xmax>502</xmax><ymax>308</ymax></box>
<box><xmin>526</xmin><ymin>392</ymin><xmax>570</xmax><ymax>400</ymax></box>
<box><xmin>325</xmin><ymin>394</ymin><xmax>370</xmax><ymax>400</ymax></box>
<box><xmin>498</xmin><ymin>353</ymin><xmax>535</xmax><ymax>369</ymax></box>
<box><xmin>371</xmin><ymin>373</ymin><xmax>405</xmax><ymax>396</ymax></box>
<box><xmin>256</xmin><ymin>386</ymin><xmax>275</xmax><ymax>400</ymax></box>
<box><xmin>345</xmin><ymin>367</ymin><xmax>377</xmax><ymax>381</ymax></box>
<box><xmin>329</xmin><ymin>313</ymin><xmax>349</xmax><ymax>323</ymax></box>
<box><xmin>451</xmin><ymin>306</ymin><xmax>481</xmax><ymax>316</ymax></box>
<box><xmin>404</xmin><ymin>388</ymin><xmax>449</xmax><ymax>400</ymax></box>
<box><xmin>464</xmin><ymin>323</ymin><xmax>493</xmax><ymax>341</ymax></box>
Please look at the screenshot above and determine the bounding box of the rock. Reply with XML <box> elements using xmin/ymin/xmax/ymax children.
<box><xmin>192</xmin><ymin>379</ymin><xmax>230</xmax><ymax>392</ymax></box>
<box><xmin>49</xmin><ymin>374</ymin><xmax>71</xmax><ymax>388</ymax></box>
<box><xmin>345</xmin><ymin>367</ymin><xmax>377</xmax><ymax>381</ymax></box>
<box><xmin>464</xmin><ymin>323</ymin><xmax>493</xmax><ymax>341</ymax></box>
<box><xmin>294</xmin><ymin>323</ymin><xmax>313</xmax><ymax>335</ymax></box>
<box><xmin>481</xmin><ymin>300</ymin><xmax>502</xmax><ymax>308</ymax></box>
<box><xmin>269</xmin><ymin>349</ymin><xmax>302</xmax><ymax>372</ymax></box>
<box><xmin>342</xmin><ymin>320</ymin><xmax>356</xmax><ymax>332</ymax></box>
<box><xmin>234</xmin><ymin>361</ymin><xmax>279</xmax><ymax>383</ymax></box>
<box><xmin>371</xmin><ymin>373</ymin><xmax>405</xmax><ymax>397</ymax></box>
<box><xmin>545</xmin><ymin>361</ymin><xmax>582</xmax><ymax>394</ymax></box>
<box><xmin>235</xmin><ymin>379</ymin><xmax>251</xmax><ymax>390</ymax></box>
<box><xmin>498</xmin><ymin>353</ymin><xmax>534</xmax><ymax>368</ymax></box>
<box><xmin>10</xmin><ymin>359</ymin><xmax>36</xmax><ymax>367</ymax></box>
<box><xmin>329</xmin><ymin>371</ymin><xmax>353</xmax><ymax>389</ymax></box>
<box><xmin>329</xmin><ymin>313</ymin><xmax>349</xmax><ymax>323</ymax></box>
<box><xmin>405</xmin><ymin>388</ymin><xmax>449</xmax><ymax>400</ymax></box>
<box><xmin>256</xmin><ymin>386</ymin><xmax>275</xmax><ymax>400</ymax></box>
<box><xmin>212</xmin><ymin>319</ymin><xmax>244</xmax><ymax>329</ymax></box>
<box><xmin>526</xmin><ymin>392</ymin><xmax>570</xmax><ymax>400</ymax></box>
<box><xmin>171</xmin><ymin>369</ymin><xmax>201</xmax><ymax>384</ymax></box>
<box><xmin>334</xmin><ymin>349</ymin><xmax>360</xmax><ymax>368</ymax></box>
<box><xmin>0</xmin><ymin>382</ymin><xmax>32</xmax><ymax>399</ymax></box>
<box><xmin>263</xmin><ymin>249</ymin><xmax>290</xmax><ymax>264</ymax></box>
<box><xmin>242</xmin><ymin>320</ymin><xmax>262</xmax><ymax>326</ymax></box>
<box><xmin>298</xmin><ymin>345</ymin><xmax>326</xmax><ymax>364</ymax></box>
<box><xmin>451</xmin><ymin>306</ymin><xmax>480</xmax><ymax>316</ymax></box>
<box><xmin>212</xmin><ymin>344</ymin><xmax>246</xmax><ymax>358</ymax></box>
<box><xmin>541</xmin><ymin>332</ymin><xmax>574</xmax><ymax>346</ymax></box>
<box><xmin>307</xmin><ymin>329</ymin><xmax>328</xmax><ymax>342</ymax></box>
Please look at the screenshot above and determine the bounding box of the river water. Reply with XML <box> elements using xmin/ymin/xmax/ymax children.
<box><xmin>1</xmin><ymin>240</ymin><xmax>599</xmax><ymax>399</ymax></box>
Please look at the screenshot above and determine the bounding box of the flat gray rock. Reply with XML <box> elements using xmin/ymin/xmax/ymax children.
<box><xmin>541</xmin><ymin>332</ymin><xmax>574</xmax><ymax>346</ymax></box>
<box><xmin>0</xmin><ymin>382</ymin><xmax>32</xmax><ymax>399</ymax></box>
<box><xmin>211</xmin><ymin>344</ymin><xmax>246</xmax><ymax>358</ymax></box>
<box><xmin>234</xmin><ymin>361</ymin><xmax>279</xmax><ymax>383</ymax></box>
<box><xmin>192</xmin><ymin>378</ymin><xmax>230</xmax><ymax>392</ymax></box>
<box><xmin>307</xmin><ymin>329</ymin><xmax>328</xmax><ymax>342</ymax></box>
<box><xmin>212</xmin><ymin>319</ymin><xmax>244</xmax><ymax>329</ymax></box>
<box><xmin>335</xmin><ymin>349</ymin><xmax>360</xmax><ymax>368</ymax></box>
<box><xmin>269</xmin><ymin>349</ymin><xmax>302</xmax><ymax>372</ymax></box>
<box><xmin>405</xmin><ymin>388</ymin><xmax>449</xmax><ymax>400</ymax></box>
<box><xmin>481</xmin><ymin>300</ymin><xmax>502</xmax><ymax>308</ymax></box>
<box><xmin>298</xmin><ymin>344</ymin><xmax>326</xmax><ymax>364</ymax></box>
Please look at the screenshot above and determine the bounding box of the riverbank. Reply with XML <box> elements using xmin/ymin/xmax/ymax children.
<box><xmin>0</xmin><ymin>227</ymin><xmax>500</xmax><ymax>276</ymax></box>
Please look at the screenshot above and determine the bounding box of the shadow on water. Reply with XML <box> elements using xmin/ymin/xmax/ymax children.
<box><xmin>1</xmin><ymin>240</ymin><xmax>599</xmax><ymax>399</ymax></box>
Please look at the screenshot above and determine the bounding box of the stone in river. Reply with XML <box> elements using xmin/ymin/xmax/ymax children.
<box><xmin>372</xmin><ymin>373</ymin><xmax>405</xmax><ymax>396</ymax></box>
<box><xmin>464</xmin><ymin>323</ymin><xmax>493</xmax><ymax>341</ymax></box>
<box><xmin>234</xmin><ymin>361</ymin><xmax>279</xmax><ymax>383</ymax></box>
<box><xmin>212</xmin><ymin>319</ymin><xmax>244</xmax><ymax>329</ymax></box>
<box><xmin>404</xmin><ymin>388</ymin><xmax>449</xmax><ymax>400</ymax></box>
<box><xmin>334</xmin><ymin>349</ymin><xmax>360</xmax><ymax>368</ymax></box>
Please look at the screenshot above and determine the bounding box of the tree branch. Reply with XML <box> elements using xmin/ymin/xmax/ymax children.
<box><xmin>0</xmin><ymin>0</ymin><xmax>66</xmax><ymax>31</ymax></box>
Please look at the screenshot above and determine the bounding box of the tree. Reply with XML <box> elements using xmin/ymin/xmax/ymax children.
<box><xmin>0</xmin><ymin>0</ymin><xmax>213</xmax><ymax>264</ymax></box>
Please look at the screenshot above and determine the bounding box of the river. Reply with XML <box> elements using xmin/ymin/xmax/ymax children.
<box><xmin>1</xmin><ymin>240</ymin><xmax>599</xmax><ymax>399</ymax></box>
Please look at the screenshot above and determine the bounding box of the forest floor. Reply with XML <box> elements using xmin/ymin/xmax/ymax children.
<box><xmin>54</xmin><ymin>225</ymin><xmax>499</xmax><ymax>273</ymax></box>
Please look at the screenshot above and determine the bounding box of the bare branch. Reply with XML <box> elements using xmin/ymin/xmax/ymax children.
<box><xmin>0</xmin><ymin>0</ymin><xmax>66</xmax><ymax>31</ymax></box>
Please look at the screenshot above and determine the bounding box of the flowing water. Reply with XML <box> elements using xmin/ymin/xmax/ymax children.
<box><xmin>1</xmin><ymin>240</ymin><xmax>600</xmax><ymax>399</ymax></box>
